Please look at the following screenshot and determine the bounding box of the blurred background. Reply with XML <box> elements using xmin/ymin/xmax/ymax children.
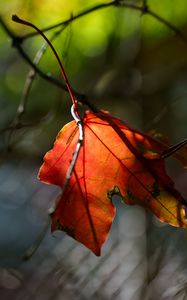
<box><xmin>0</xmin><ymin>0</ymin><xmax>187</xmax><ymax>299</ymax></box>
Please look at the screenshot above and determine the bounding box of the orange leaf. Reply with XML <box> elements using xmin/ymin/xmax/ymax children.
<box><xmin>38</xmin><ymin>111</ymin><xmax>187</xmax><ymax>255</ymax></box>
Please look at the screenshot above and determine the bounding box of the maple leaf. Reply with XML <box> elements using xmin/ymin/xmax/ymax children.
<box><xmin>38</xmin><ymin>111</ymin><xmax>187</xmax><ymax>256</ymax></box>
<box><xmin>12</xmin><ymin>14</ymin><xmax>187</xmax><ymax>256</ymax></box>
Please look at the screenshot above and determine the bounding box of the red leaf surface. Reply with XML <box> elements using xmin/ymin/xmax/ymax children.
<box><xmin>38</xmin><ymin>111</ymin><xmax>187</xmax><ymax>255</ymax></box>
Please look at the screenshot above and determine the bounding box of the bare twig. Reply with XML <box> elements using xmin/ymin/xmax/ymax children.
<box><xmin>20</xmin><ymin>0</ymin><xmax>187</xmax><ymax>45</ymax></box>
<box><xmin>1</xmin><ymin>0</ymin><xmax>186</xmax><ymax>112</ymax></box>
<box><xmin>0</xmin><ymin>16</ymin><xmax>98</xmax><ymax>138</ymax></box>
<box><xmin>0</xmin><ymin>0</ymin><xmax>186</xmax><ymax>136</ymax></box>
<box><xmin>12</xmin><ymin>14</ymin><xmax>80</xmax><ymax>114</ymax></box>
<box><xmin>21</xmin><ymin>1</ymin><xmax>118</xmax><ymax>40</ymax></box>
<box><xmin>120</xmin><ymin>1</ymin><xmax>187</xmax><ymax>44</ymax></box>
<box><xmin>0</xmin><ymin>16</ymin><xmax>85</xmax><ymax>101</ymax></box>
<box><xmin>9</xmin><ymin>26</ymin><xmax>67</xmax><ymax>143</ymax></box>
<box><xmin>161</xmin><ymin>138</ymin><xmax>187</xmax><ymax>159</ymax></box>
<box><xmin>22</xmin><ymin>220</ymin><xmax>50</xmax><ymax>260</ymax></box>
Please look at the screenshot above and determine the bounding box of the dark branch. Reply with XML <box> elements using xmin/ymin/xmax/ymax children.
<box><xmin>120</xmin><ymin>2</ymin><xmax>187</xmax><ymax>44</ymax></box>
<box><xmin>0</xmin><ymin>16</ymin><xmax>85</xmax><ymax>102</ymax></box>
<box><xmin>1</xmin><ymin>0</ymin><xmax>186</xmax><ymax>122</ymax></box>
<box><xmin>0</xmin><ymin>16</ymin><xmax>98</xmax><ymax>141</ymax></box>
<box><xmin>20</xmin><ymin>0</ymin><xmax>187</xmax><ymax>45</ymax></box>
<box><xmin>14</xmin><ymin>26</ymin><xmax>68</xmax><ymax>128</ymax></box>
<box><xmin>161</xmin><ymin>139</ymin><xmax>187</xmax><ymax>159</ymax></box>
<box><xmin>21</xmin><ymin>1</ymin><xmax>118</xmax><ymax>40</ymax></box>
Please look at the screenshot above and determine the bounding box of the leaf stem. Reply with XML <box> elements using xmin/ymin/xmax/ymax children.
<box><xmin>49</xmin><ymin>104</ymin><xmax>84</xmax><ymax>214</ymax></box>
<box><xmin>12</xmin><ymin>15</ymin><xmax>79</xmax><ymax>116</ymax></box>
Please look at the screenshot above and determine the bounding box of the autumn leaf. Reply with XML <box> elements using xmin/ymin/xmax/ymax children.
<box><xmin>38</xmin><ymin>110</ymin><xmax>187</xmax><ymax>256</ymax></box>
<box><xmin>12</xmin><ymin>14</ymin><xmax>187</xmax><ymax>256</ymax></box>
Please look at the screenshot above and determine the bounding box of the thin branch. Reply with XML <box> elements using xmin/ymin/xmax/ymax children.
<box><xmin>147</xmin><ymin>9</ymin><xmax>187</xmax><ymax>44</ymax></box>
<box><xmin>16</xmin><ymin>30</ymin><xmax>64</xmax><ymax>122</ymax></box>
<box><xmin>21</xmin><ymin>1</ymin><xmax>118</xmax><ymax>40</ymax></box>
<box><xmin>20</xmin><ymin>0</ymin><xmax>187</xmax><ymax>45</ymax></box>
<box><xmin>1</xmin><ymin>0</ymin><xmax>186</xmax><ymax>112</ymax></box>
<box><xmin>1</xmin><ymin>0</ymin><xmax>186</xmax><ymax>135</ymax></box>
<box><xmin>161</xmin><ymin>138</ymin><xmax>187</xmax><ymax>159</ymax></box>
<box><xmin>0</xmin><ymin>16</ymin><xmax>98</xmax><ymax>138</ymax></box>
<box><xmin>6</xmin><ymin>31</ymin><xmax>64</xmax><ymax>145</ymax></box>
<box><xmin>8</xmin><ymin>22</ymin><xmax>71</xmax><ymax>143</ymax></box>
<box><xmin>22</xmin><ymin>219</ymin><xmax>50</xmax><ymax>260</ymax></box>
<box><xmin>120</xmin><ymin>1</ymin><xmax>187</xmax><ymax>44</ymax></box>
<box><xmin>12</xmin><ymin>15</ymin><xmax>79</xmax><ymax>113</ymax></box>
<box><xmin>0</xmin><ymin>16</ymin><xmax>85</xmax><ymax>101</ymax></box>
<box><xmin>1</xmin><ymin>18</ymin><xmax>98</xmax><ymax>113</ymax></box>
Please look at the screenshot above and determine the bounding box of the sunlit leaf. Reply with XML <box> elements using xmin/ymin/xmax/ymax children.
<box><xmin>38</xmin><ymin>111</ymin><xmax>187</xmax><ymax>255</ymax></box>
